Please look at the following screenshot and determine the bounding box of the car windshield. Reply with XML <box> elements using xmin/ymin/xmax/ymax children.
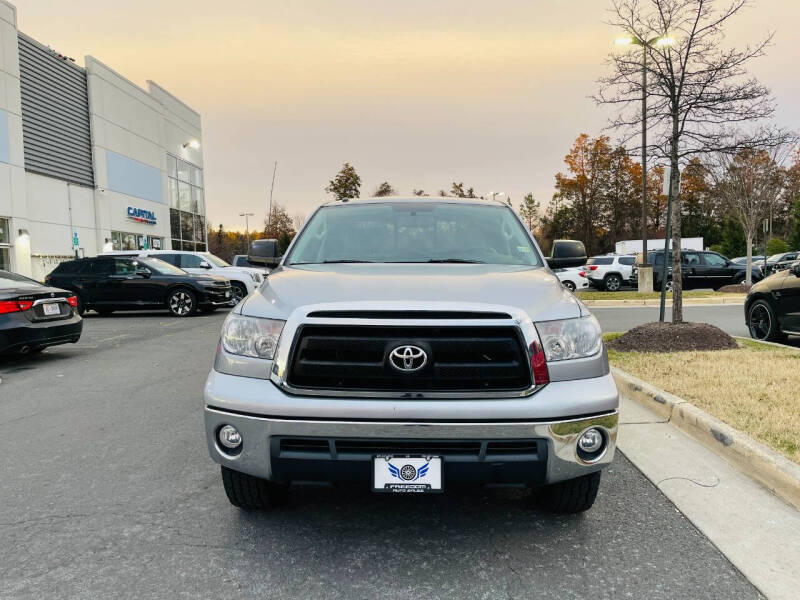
<box><xmin>287</xmin><ymin>202</ymin><xmax>542</xmax><ymax>266</ymax></box>
<box><xmin>139</xmin><ymin>257</ymin><xmax>187</xmax><ymax>276</ymax></box>
<box><xmin>767</xmin><ymin>253</ymin><xmax>787</xmax><ymax>262</ymax></box>
<box><xmin>202</xmin><ymin>253</ymin><xmax>231</xmax><ymax>268</ymax></box>
<box><xmin>0</xmin><ymin>271</ymin><xmax>42</xmax><ymax>289</ymax></box>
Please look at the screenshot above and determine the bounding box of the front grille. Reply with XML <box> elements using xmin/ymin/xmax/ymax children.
<box><xmin>276</xmin><ymin>437</ymin><xmax>540</xmax><ymax>460</ymax></box>
<box><xmin>286</xmin><ymin>325</ymin><xmax>531</xmax><ymax>392</ymax></box>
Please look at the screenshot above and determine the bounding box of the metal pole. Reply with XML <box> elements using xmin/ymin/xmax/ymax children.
<box><xmin>659</xmin><ymin>168</ymin><xmax>674</xmax><ymax>323</ymax></box>
<box><xmin>267</xmin><ymin>161</ymin><xmax>277</xmax><ymax>230</ymax></box>
<box><xmin>239</xmin><ymin>212</ymin><xmax>254</xmax><ymax>251</ymax></box>
<box><xmin>641</xmin><ymin>44</ymin><xmax>648</xmax><ymax>265</ymax></box>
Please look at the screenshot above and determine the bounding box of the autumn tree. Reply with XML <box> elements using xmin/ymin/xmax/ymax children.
<box><xmin>373</xmin><ymin>182</ymin><xmax>395</xmax><ymax>197</ymax></box>
<box><xmin>325</xmin><ymin>163</ymin><xmax>361</xmax><ymax>200</ymax></box>
<box><xmin>264</xmin><ymin>202</ymin><xmax>297</xmax><ymax>254</ymax></box>
<box><xmin>518</xmin><ymin>193</ymin><xmax>540</xmax><ymax>232</ymax></box>
<box><xmin>597</xmin><ymin>0</ymin><xmax>788</xmax><ymax>322</ymax></box>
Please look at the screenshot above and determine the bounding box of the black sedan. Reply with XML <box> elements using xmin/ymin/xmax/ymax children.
<box><xmin>745</xmin><ymin>261</ymin><xmax>800</xmax><ymax>343</ymax></box>
<box><xmin>0</xmin><ymin>270</ymin><xmax>83</xmax><ymax>355</ymax></box>
<box><xmin>44</xmin><ymin>256</ymin><xmax>235</xmax><ymax>317</ymax></box>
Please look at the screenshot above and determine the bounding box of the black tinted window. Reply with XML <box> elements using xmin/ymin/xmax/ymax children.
<box><xmin>619</xmin><ymin>256</ymin><xmax>635</xmax><ymax>266</ymax></box>
<box><xmin>52</xmin><ymin>260</ymin><xmax>82</xmax><ymax>274</ymax></box>
<box><xmin>587</xmin><ymin>257</ymin><xmax>613</xmax><ymax>265</ymax></box>
<box><xmin>179</xmin><ymin>254</ymin><xmax>206</xmax><ymax>268</ymax></box>
<box><xmin>702</xmin><ymin>253</ymin><xmax>727</xmax><ymax>267</ymax></box>
<box><xmin>157</xmin><ymin>254</ymin><xmax>181</xmax><ymax>267</ymax></box>
<box><xmin>114</xmin><ymin>259</ymin><xmax>138</xmax><ymax>275</ymax></box>
<box><xmin>683</xmin><ymin>252</ymin><xmax>701</xmax><ymax>266</ymax></box>
<box><xmin>552</xmin><ymin>241</ymin><xmax>585</xmax><ymax>260</ymax></box>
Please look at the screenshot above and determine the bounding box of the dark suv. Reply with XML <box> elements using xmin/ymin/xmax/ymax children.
<box><xmin>632</xmin><ymin>250</ymin><xmax>762</xmax><ymax>291</ymax></box>
<box><xmin>746</xmin><ymin>261</ymin><xmax>800</xmax><ymax>342</ymax></box>
<box><xmin>45</xmin><ymin>256</ymin><xmax>234</xmax><ymax>317</ymax></box>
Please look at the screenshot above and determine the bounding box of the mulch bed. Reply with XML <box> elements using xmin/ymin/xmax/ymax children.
<box><xmin>717</xmin><ymin>284</ymin><xmax>752</xmax><ymax>294</ymax></box>
<box><xmin>608</xmin><ymin>322</ymin><xmax>738</xmax><ymax>353</ymax></box>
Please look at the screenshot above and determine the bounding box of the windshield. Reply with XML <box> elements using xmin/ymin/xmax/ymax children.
<box><xmin>767</xmin><ymin>253</ymin><xmax>786</xmax><ymax>262</ymax></box>
<box><xmin>139</xmin><ymin>257</ymin><xmax>188</xmax><ymax>276</ymax></box>
<box><xmin>287</xmin><ymin>202</ymin><xmax>542</xmax><ymax>266</ymax></box>
<box><xmin>202</xmin><ymin>253</ymin><xmax>231</xmax><ymax>268</ymax></box>
<box><xmin>0</xmin><ymin>271</ymin><xmax>42</xmax><ymax>289</ymax></box>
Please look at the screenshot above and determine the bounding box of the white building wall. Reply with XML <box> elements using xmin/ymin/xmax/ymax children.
<box><xmin>0</xmin><ymin>0</ymin><xmax>29</xmax><ymax>275</ymax></box>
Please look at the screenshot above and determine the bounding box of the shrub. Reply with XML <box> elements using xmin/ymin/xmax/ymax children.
<box><xmin>766</xmin><ymin>237</ymin><xmax>789</xmax><ymax>255</ymax></box>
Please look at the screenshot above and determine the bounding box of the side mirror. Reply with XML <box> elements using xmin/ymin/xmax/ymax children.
<box><xmin>136</xmin><ymin>269</ymin><xmax>151</xmax><ymax>278</ymax></box>
<box><xmin>199</xmin><ymin>261</ymin><xmax>212</xmax><ymax>269</ymax></box>
<box><xmin>248</xmin><ymin>239</ymin><xmax>281</xmax><ymax>268</ymax></box>
<box><xmin>547</xmin><ymin>240</ymin><xmax>588</xmax><ymax>269</ymax></box>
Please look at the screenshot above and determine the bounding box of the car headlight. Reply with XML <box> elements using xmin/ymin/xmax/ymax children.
<box><xmin>221</xmin><ymin>313</ymin><xmax>284</xmax><ymax>359</ymax></box>
<box><xmin>249</xmin><ymin>272</ymin><xmax>262</xmax><ymax>283</ymax></box>
<box><xmin>535</xmin><ymin>315</ymin><xmax>603</xmax><ymax>362</ymax></box>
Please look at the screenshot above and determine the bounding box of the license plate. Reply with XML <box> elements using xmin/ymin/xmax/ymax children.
<box><xmin>42</xmin><ymin>303</ymin><xmax>61</xmax><ymax>316</ymax></box>
<box><xmin>372</xmin><ymin>455</ymin><xmax>443</xmax><ymax>493</ymax></box>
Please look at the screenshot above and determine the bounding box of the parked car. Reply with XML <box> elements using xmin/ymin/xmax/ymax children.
<box><xmin>205</xmin><ymin>197</ymin><xmax>618</xmax><ymax>514</ymax></box>
<box><xmin>45</xmin><ymin>256</ymin><xmax>234</xmax><ymax>317</ymax></box>
<box><xmin>102</xmin><ymin>250</ymin><xmax>264</xmax><ymax>303</ymax></box>
<box><xmin>745</xmin><ymin>261</ymin><xmax>800</xmax><ymax>342</ymax></box>
<box><xmin>1</xmin><ymin>270</ymin><xmax>83</xmax><ymax>355</ymax></box>
<box><xmin>554</xmin><ymin>266</ymin><xmax>589</xmax><ymax>292</ymax></box>
<box><xmin>731</xmin><ymin>255</ymin><xmax>765</xmax><ymax>265</ymax></box>
<box><xmin>585</xmin><ymin>255</ymin><xmax>636</xmax><ymax>291</ymax></box>
<box><xmin>632</xmin><ymin>250</ymin><xmax>762</xmax><ymax>291</ymax></box>
<box><xmin>759</xmin><ymin>251</ymin><xmax>799</xmax><ymax>276</ymax></box>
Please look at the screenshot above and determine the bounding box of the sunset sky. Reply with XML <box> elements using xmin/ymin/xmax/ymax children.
<box><xmin>11</xmin><ymin>0</ymin><xmax>800</xmax><ymax>230</ymax></box>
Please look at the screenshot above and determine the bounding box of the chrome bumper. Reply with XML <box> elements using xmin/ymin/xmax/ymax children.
<box><xmin>204</xmin><ymin>407</ymin><xmax>618</xmax><ymax>486</ymax></box>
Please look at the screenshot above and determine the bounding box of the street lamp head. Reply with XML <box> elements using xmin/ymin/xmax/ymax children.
<box><xmin>614</xmin><ymin>35</ymin><xmax>635</xmax><ymax>46</ymax></box>
<box><xmin>654</xmin><ymin>36</ymin><xmax>675</xmax><ymax>47</ymax></box>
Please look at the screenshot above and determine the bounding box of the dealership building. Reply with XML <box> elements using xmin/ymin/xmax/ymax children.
<box><xmin>0</xmin><ymin>0</ymin><xmax>206</xmax><ymax>280</ymax></box>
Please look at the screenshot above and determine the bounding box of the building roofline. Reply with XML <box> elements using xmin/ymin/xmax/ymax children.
<box><xmin>146</xmin><ymin>80</ymin><xmax>201</xmax><ymax>117</ymax></box>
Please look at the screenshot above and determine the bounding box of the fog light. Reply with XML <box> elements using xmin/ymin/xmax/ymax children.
<box><xmin>218</xmin><ymin>425</ymin><xmax>242</xmax><ymax>449</ymax></box>
<box><xmin>578</xmin><ymin>428</ymin><xmax>603</xmax><ymax>453</ymax></box>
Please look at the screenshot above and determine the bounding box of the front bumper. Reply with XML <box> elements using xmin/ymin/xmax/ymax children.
<box><xmin>204</xmin><ymin>370</ymin><xmax>619</xmax><ymax>486</ymax></box>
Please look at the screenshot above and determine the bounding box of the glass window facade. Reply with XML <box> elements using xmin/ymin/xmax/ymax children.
<box><xmin>0</xmin><ymin>217</ymin><xmax>10</xmax><ymax>271</ymax></box>
<box><xmin>168</xmin><ymin>154</ymin><xmax>206</xmax><ymax>251</ymax></box>
<box><xmin>111</xmin><ymin>231</ymin><xmax>163</xmax><ymax>251</ymax></box>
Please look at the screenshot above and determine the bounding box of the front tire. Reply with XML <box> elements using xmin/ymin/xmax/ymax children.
<box><xmin>562</xmin><ymin>280</ymin><xmax>576</xmax><ymax>293</ymax></box>
<box><xmin>221</xmin><ymin>466</ymin><xmax>288</xmax><ymax>510</ymax></box>
<box><xmin>167</xmin><ymin>288</ymin><xmax>197</xmax><ymax>317</ymax></box>
<box><xmin>604</xmin><ymin>274</ymin><xmax>622</xmax><ymax>292</ymax></box>
<box><xmin>747</xmin><ymin>300</ymin><xmax>786</xmax><ymax>343</ymax></box>
<box><xmin>230</xmin><ymin>281</ymin><xmax>247</xmax><ymax>304</ymax></box>
<box><xmin>535</xmin><ymin>471</ymin><xmax>601</xmax><ymax>513</ymax></box>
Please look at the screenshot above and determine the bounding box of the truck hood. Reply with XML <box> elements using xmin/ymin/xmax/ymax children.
<box><xmin>241</xmin><ymin>264</ymin><xmax>585</xmax><ymax>322</ymax></box>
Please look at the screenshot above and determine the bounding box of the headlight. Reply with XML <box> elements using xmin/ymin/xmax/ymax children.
<box><xmin>249</xmin><ymin>272</ymin><xmax>262</xmax><ymax>283</ymax></box>
<box><xmin>535</xmin><ymin>315</ymin><xmax>602</xmax><ymax>362</ymax></box>
<box><xmin>221</xmin><ymin>313</ymin><xmax>284</xmax><ymax>359</ymax></box>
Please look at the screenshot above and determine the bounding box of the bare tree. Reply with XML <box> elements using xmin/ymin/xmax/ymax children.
<box><xmin>596</xmin><ymin>0</ymin><xmax>789</xmax><ymax>322</ymax></box>
<box><xmin>710</xmin><ymin>142</ymin><xmax>795</xmax><ymax>283</ymax></box>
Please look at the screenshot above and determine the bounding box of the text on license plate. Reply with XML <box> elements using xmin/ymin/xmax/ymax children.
<box><xmin>373</xmin><ymin>456</ymin><xmax>443</xmax><ymax>493</ymax></box>
<box><xmin>43</xmin><ymin>303</ymin><xmax>61</xmax><ymax>316</ymax></box>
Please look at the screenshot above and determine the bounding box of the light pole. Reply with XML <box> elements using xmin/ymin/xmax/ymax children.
<box><xmin>486</xmin><ymin>191</ymin><xmax>507</xmax><ymax>203</ymax></box>
<box><xmin>239</xmin><ymin>212</ymin><xmax>254</xmax><ymax>251</ymax></box>
<box><xmin>615</xmin><ymin>33</ymin><xmax>674</xmax><ymax>290</ymax></box>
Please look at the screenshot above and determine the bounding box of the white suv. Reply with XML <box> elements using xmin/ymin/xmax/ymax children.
<box><xmin>585</xmin><ymin>255</ymin><xmax>636</xmax><ymax>291</ymax></box>
<box><xmin>102</xmin><ymin>250</ymin><xmax>265</xmax><ymax>302</ymax></box>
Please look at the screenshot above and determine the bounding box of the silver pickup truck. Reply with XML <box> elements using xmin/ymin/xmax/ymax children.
<box><xmin>204</xmin><ymin>198</ymin><xmax>618</xmax><ymax>513</ymax></box>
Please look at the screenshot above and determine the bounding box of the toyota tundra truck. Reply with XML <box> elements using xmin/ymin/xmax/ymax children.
<box><xmin>204</xmin><ymin>198</ymin><xmax>618</xmax><ymax>513</ymax></box>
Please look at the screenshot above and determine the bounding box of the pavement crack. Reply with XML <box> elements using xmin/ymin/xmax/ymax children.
<box><xmin>655</xmin><ymin>475</ymin><xmax>720</xmax><ymax>489</ymax></box>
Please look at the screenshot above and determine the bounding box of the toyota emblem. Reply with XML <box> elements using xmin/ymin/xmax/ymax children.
<box><xmin>389</xmin><ymin>345</ymin><xmax>427</xmax><ymax>373</ymax></box>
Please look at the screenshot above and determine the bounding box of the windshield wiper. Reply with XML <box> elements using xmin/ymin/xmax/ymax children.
<box><xmin>291</xmin><ymin>260</ymin><xmax>374</xmax><ymax>265</ymax></box>
<box><xmin>426</xmin><ymin>258</ymin><xmax>485</xmax><ymax>264</ymax></box>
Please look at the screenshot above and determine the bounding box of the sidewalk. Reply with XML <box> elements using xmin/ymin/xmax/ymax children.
<box><xmin>617</xmin><ymin>394</ymin><xmax>800</xmax><ymax>599</ymax></box>
<box><xmin>584</xmin><ymin>294</ymin><xmax>746</xmax><ymax>307</ymax></box>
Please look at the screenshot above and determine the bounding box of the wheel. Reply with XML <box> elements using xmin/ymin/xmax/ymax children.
<box><xmin>230</xmin><ymin>282</ymin><xmax>247</xmax><ymax>304</ymax></box>
<box><xmin>562</xmin><ymin>280</ymin><xmax>576</xmax><ymax>293</ymax></box>
<box><xmin>167</xmin><ymin>288</ymin><xmax>197</xmax><ymax>317</ymax></box>
<box><xmin>747</xmin><ymin>300</ymin><xmax>786</xmax><ymax>343</ymax></box>
<box><xmin>534</xmin><ymin>471</ymin><xmax>601</xmax><ymax>514</ymax></box>
<box><xmin>603</xmin><ymin>274</ymin><xmax>622</xmax><ymax>292</ymax></box>
<box><xmin>74</xmin><ymin>295</ymin><xmax>85</xmax><ymax>317</ymax></box>
<box><xmin>221</xmin><ymin>466</ymin><xmax>288</xmax><ymax>510</ymax></box>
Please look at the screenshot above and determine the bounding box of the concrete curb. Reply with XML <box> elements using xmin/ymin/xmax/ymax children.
<box><xmin>612</xmin><ymin>366</ymin><xmax>800</xmax><ymax>511</ymax></box>
<box><xmin>584</xmin><ymin>295</ymin><xmax>746</xmax><ymax>307</ymax></box>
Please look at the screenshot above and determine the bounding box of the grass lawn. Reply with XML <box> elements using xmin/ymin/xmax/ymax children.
<box><xmin>578</xmin><ymin>290</ymin><xmax>734</xmax><ymax>301</ymax></box>
<box><xmin>605</xmin><ymin>333</ymin><xmax>800</xmax><ymax>464</ymax></box>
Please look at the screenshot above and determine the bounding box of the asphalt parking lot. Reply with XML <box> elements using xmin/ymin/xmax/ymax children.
<box><xmin>0</xmin><ymin>311</ymin><xmax>760</xmax><ymax>599</ymax></box>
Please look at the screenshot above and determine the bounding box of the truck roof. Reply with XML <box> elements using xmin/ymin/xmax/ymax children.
<box><xmin>321</xmin><ymin>196</ymin><xmax>510</xmax><ymax>207</ymax></box>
